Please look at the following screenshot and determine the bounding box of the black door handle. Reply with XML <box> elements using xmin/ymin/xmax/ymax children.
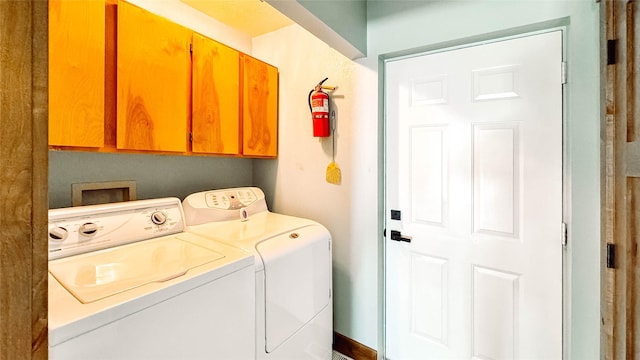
<box><xmin>390</xmin><ymin>230</ymin><xmax>412</xmax><ymax>243</ymax></box>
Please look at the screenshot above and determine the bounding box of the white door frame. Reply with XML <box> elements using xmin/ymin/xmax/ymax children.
<box><xmin>380</xmin><ymin>27</ymin><xmax>570</xmax><ymax>360</ymax></box>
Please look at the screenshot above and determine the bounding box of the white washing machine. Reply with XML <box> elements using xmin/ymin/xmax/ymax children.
<box><xmin>48</xmin><ymin>197</ymin><xmax>255</xmax><ymax>360</ymax></box>
<box><xmin>183</xmin><ymin>187</ymin><xmax>333</xmax><ymax>360</ymax></box>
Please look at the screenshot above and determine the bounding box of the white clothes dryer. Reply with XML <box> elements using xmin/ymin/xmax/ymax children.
<box><xmin>183</xmin><ymin>187</ymin><xmax>333</xmax><ymax>360</ymax></box>
<box><xmin>48</xmin><ymin>197</ymin><xmax>255</xmax><ymax>360</ymax></box>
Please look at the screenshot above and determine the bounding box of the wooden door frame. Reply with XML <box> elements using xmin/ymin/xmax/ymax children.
<box><xmin>0</xmin><ymin>0</ymin><xmax>48</xmax><ymax>359</ymax></box>
<box><xmin>601</xmin><ymin>0</ymin><xmax>639</xmax><ymax>359</ymax></box>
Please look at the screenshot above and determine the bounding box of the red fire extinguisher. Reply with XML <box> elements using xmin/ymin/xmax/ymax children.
<box><xmin>308</xmin><ymin>78</ymin><xmax>330</xmax><ymax>137</ymax></box>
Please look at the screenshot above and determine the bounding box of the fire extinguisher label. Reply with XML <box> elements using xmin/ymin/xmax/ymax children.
<box><xmin>311</xmin><ymin>98</ymin><xmax>329</xmax><ymax>113</ymax></box>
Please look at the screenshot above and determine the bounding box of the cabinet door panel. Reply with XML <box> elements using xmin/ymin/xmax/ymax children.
<box><xmin>117</xmin><ymin>1</ymin><xmax>189</xmax><ymax>152</ymax></box>
<box><xmin>49</xmin><ymin>0</ymin><xmax>105</xmax><ymax>147</ymax></box>
<box><xmin>192</xmin><ymin>33</ymin><xmax>240</xmax><ymax>154</ymax></box>
<box><xmin>242</xmin><ymin>55</ymin><xmax>278</xmax><ymax>157</ymax></box>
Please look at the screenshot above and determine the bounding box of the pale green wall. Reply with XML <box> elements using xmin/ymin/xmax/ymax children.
<box><xmin>49</xmin><ymin>151</ymin><xmax>253</xmax><ymax>208</ymax></box>
<box><xmin>298</xmin><ymin>0</ymin><xmax>367</xmax><ymax>55</ymax></box>
<box><xmin>366</xmin><ymin>0</ymin><xmax>600</xmax><ymax>358</ymax></box>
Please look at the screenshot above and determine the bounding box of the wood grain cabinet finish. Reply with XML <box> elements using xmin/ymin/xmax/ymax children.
<box><xmin>48</xmin><ymin>0</ymin><xmax>105</xmax><ymax>147</ymax></box>
<box><xmin>241</xmin><ymin>54</ymin><xmax>278</xmax><ymax>157</ymax></box>
<box><xmin>117</xmin><ymin>1</ymin><xmax>190</xmax><ymax>152</ymax></box>
<box><xmin>49</xmin><ymin>1</ymin><xmax>278</xmax><ymax>158</ymax></box>
<box><xmin>191</xmin><ymin>33</ymin><xmax>240</xmax><ymax>155</ymax></box>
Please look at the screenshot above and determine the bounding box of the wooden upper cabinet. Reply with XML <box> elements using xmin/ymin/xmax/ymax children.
<box><xmin>49</xmin><ymin>0</ymin><xmax>105</xmax><ymax>147</ymax></box>
<box><xmin>117</xmin><ymin>1</ymin><xmax>190</xmax><ymax>152</ymax></box>
<box><xmin>241</xmin><ymin>55</ymin><xmax>278</xmax><ymax>157</ymax></box>
<box><xmin>191</xmin><ymin>33</ymin><xmax>240</xmax><ymax>155</ymax></box>
<box><xmin>49</xmin><ymin>0</ymin><xmax>279</xmax><ymax>157</ymax></box>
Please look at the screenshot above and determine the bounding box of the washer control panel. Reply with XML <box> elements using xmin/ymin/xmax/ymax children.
<box><xmin>48</xmin><ymin>198</ymin><xmax>184</xmax><ymax>260</ymax></box>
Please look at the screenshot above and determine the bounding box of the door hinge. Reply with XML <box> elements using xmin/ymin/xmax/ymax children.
<box><xmin>607</xmin><ymin>39</ymin><xmax>617</xmax><ymax>65</ymax></box>
<box><xmin>606</xmin><ymin>243</ymin><xmax>616</xmax><ymax>269</ymax></box>
<box><xmin>561</xmin><ymin>222</ymin><xmax>568</xmax><ymax>247</ymax></box>
<box><xmin>561</xmin><ymin>61</ymin><xmax>567</xmax><ymax>85</ymax></box>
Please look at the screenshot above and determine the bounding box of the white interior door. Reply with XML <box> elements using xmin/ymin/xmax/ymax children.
<box><xmin>384</xmin><ymin>31</ymin><xmax>563</xmax><ymax>360</ymax></box>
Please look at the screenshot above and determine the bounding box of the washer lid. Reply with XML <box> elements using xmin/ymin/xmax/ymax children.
<box><xmin>48</xmin><ymin>236</ymin><xmax>224</xmax><ymax>304</ymax></box>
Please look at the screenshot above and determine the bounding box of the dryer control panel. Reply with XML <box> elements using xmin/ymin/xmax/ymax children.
<box><xmin>48</xmin><ymin>198</ymin><xmax>185</xmax><ymax>260</ymax></box>
<box><xmin>205</xmin><ymin>188</ymin><xmax>259</xmax><ymax>210</ymax></box>
<box><xmin>183</xmin><ymin>187</ymin><xmax>269</xmax><ymax>225</ymax></box>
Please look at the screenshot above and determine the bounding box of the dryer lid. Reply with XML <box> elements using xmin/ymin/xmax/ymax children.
<box><xmin>48</xmin><ymin>237</ymin><xmax>224</xmax><ymax>304</ymax></box>
<box><xmin>186</xmin><ymin>212</ymin><xmax>318</xmax><ymax>271</ymax></box>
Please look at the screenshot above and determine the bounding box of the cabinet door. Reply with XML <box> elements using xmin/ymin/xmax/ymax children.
<box><xmin>49</xmin><ymin>0</ymin><xmax>105</xmax><ymax>147</ymax></box>
<box><xmin>191</xmin><ymin>33</ymin><xmax>240</xmax><ymax>154</ymax></box>
<box><xmin>242</xmin><ymin>55</ymin><xmax>278</xmax><ymax>157</ymax></box>
<box><xmin>117</xmin><ymin>1</ymin><xmax>190</xmax><ymax>152</ymax></box>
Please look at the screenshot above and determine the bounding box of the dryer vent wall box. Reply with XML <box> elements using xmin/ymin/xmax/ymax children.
<box><xmin>47</xmin><ymin>197</ymin><xmax>255</xmax><ymax>360</ymax></box>
<box><xmin>183</xmin><ymin>187</ymin><xmax>334</xmax><ymax>360</ymax></box>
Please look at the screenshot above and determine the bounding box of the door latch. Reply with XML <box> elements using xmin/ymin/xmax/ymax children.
<box><xmin>390</xmin><ymin>230</ymin><xmax>412</xmax><ymax>243</ymax></box>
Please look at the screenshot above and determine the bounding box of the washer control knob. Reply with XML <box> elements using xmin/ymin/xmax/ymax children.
<box><xmin>79</xmin><ymin>222</ymin><xmax>98</xmax><ymax>236</ymax></box>
<box><xmin>49</xmin><ymin>227</ymin><xmax>68</xmax><ymax>241</ymax></box>
<box><xmin>151</xmin><ymin>211</ymin><xmax>167</xmax><ymax>225</ymax></box>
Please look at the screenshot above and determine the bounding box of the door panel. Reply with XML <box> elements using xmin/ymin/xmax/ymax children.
<box><xmin>473</xmin><ymin>124</ymin><xmax>519</xmax><ymax>236</ymax></box>
<box><xmin>410</xmin><ymin>253</ymin><xmax>448</xmax><ymax>345</ymax></box>
<box><xmin>411</xmin><ymin>126</ymin><xmax>447</xmax><ymax>226</ymax></box>
<box><xmin>385</xmin><ymin>31</ymin><xmax>563</xmax><ymax>360</ymax></box>
<box><xmin>472</xmin><ymin>266</ymin><xmax>519</xmax><ymax>360</ymax></box>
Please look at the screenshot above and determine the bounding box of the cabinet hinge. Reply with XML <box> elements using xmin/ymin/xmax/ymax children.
<box><xmin>606</xmin><ymin>243</ymin><xmax>616</xmax><ymax>269</ymax></box>
<box><xmin>561</xmin><ymin>222</ymin><xmax>568</xmax><ymax>247</ymax></box>
<box><xmin>607</xmin><ymin>39</ymin><xmax>617</xmax><ymax>65</ymax></box>
<box><xmin>189</xmin><ymin>132</ymin><xmax>193</xmax><ymax>142</ymax></box>
<box><xmin>189</xmin><ymin>43</ymin><xmax>193</xmax><ymax>55</ymax></box>
<box><xmin>561</xmin><ymin>62</ymin><xmax>567</xmax><ymax>85</ymax></box>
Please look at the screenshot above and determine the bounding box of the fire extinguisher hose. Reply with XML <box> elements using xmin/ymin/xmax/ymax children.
<box><xmin>307</xmin><ymin>89</ymin><xmax>314</xmax><ymax>114</ymax></box>
<box><xmin>308</xmin><ymin>77</ymin><xmax>329</xmax><ymax>113</ymax></box>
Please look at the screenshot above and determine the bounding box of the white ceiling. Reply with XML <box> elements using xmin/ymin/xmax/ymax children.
<box><xmin>181</xmin><ymin>0</ymin><xmax>294</xmax><ymax>37</ymax></box>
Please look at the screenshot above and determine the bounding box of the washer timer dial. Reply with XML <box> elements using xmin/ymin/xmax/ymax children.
<box><xmin>79</xmin><ymin>222</ymin><xmax>98</xmax><ymax>237</ymax></box>
<box><xmin>150</xmin><ymin>211</ymin><xmax>167</xmax><ymax>225</ymax></box>
<box><xmin>49</xmin><ymin>226</ymin><xmax>68</xmax><ymax>241</ymax></box>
